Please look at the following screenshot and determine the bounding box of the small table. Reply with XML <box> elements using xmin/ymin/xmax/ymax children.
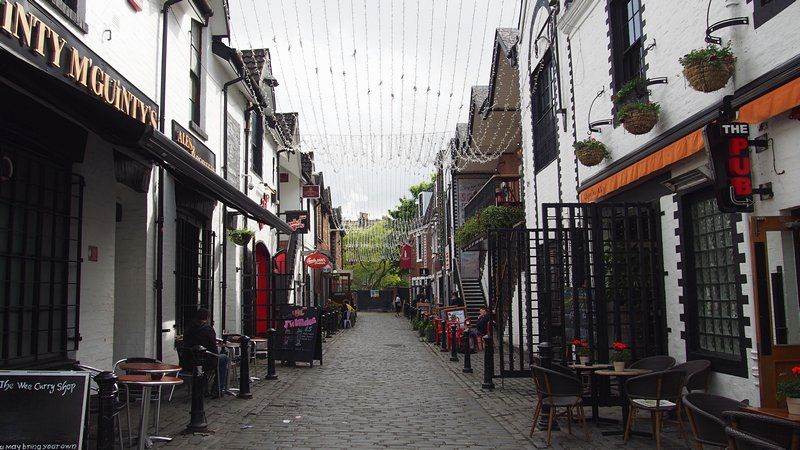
<box><xmin>568</xmin><ymin>364</ymin><xmax>615</xmax><ymax>424</ymax></box>
<box><xmin>117</xmin><ymin>375</ymin><xmax>183</xmax><ymax>450</ymax></box>
<box><xmin>743</xmin><ymin>406</ymin><xmax>800</xmax><ymax>423</ymax></box>
<box><xmin>595</xmin><ymin>368</ymin><xmax>651</xmax><ymax>437</ymax></box>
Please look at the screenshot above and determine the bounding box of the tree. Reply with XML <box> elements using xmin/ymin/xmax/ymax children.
<box><xmin>387</xmin><ymin>175</ymin><xmax>436</xmax><ymax>221</ymax></box>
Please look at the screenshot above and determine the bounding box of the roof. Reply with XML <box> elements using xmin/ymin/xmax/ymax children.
<box><xmin>275</xmin><ymin>113</ymin><xmax>299</xmax><ymax>148</ymax></box>
<box><xmin>240</xmin><ymin>49</ymin><xmax>279</xmax><ymax>87</ymax></box>
<box><xmin>471</xmin><ymin>86</ymin><xmax>490</xmax><ymax>110</ymax></box>
<box><xmin>496</xmin><ymin>28</ymin><xmax>520</xmax><ymax>63</ymax></box>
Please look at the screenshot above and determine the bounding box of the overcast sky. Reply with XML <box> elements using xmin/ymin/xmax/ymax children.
<box><xmin>230</xmin><ymin>0</ymin><xmax>520</xmax><ymax>220</ymax></box>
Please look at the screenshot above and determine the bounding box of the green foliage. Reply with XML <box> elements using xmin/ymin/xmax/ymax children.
<box><xmin>612</xmin><ymin>77</ymin><xmax>648</xmax><ymax>105</ymax></box>
<box><xmin>777</xmin><ymin>367</ymin><xmax>800</xmax><ymax>399</ymax></box>
<box><xmin>388</xmin><ymin>174</ymin><xmax>436</xmax><ymax>221</ymax></box>
<box><xmin>573</xmin><ymin>138</ymin><xmax>609</xmax><ymax>157</ymax></box>
<box><xmin>227</xmin><ymin>228</ymin><xmax>255</xmax><ymax>245</ymax></box>
<box><xmin>616</xmin><ymin>101</ymin><xmax>661</xmax><ymax>123</ymax></box>
<box><xmin>343</xmin><ymin>219</ymin><xmax>409</xmax><ymax>289</ymax></box>
<box><xmin>679</xmin><ymin>44</ymin><xmax>734</xmax><ymax>67</ymax></box>
<box><xmin>454</xmin><ymin>206</ymin><xmax>526</xmax><ymax>249</ymax></box>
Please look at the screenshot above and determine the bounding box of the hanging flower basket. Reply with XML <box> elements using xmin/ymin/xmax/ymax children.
<box><xmin>227</xmin><ymin>228</ymin><xmax>254</xmax><ymax>246</ymax></box>
<box><xmin>680</xmin><ymin>45</ymin><xmax>736</xmax><ymax>93</ymax></box>
<box><xmin>618</xmin><ymin>102</ymin><xmax>660</xmax><ymax>135</ymax></box>
<box><xmin>573</xmin><ymin>138</ymin><xmax>609</xmax><ymax>167</ymax></box>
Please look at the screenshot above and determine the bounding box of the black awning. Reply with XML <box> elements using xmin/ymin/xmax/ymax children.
<box><xmin>141</xmin><ymin>129</ymin><xmax>291</xmax><ymax>234</ymax></box>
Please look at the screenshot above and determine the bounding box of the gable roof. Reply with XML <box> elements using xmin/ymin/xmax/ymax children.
<box><xmin>240</xmin><ymin>49</ymin><xmax>279</xmax><ymax>87</ymax></box>
<box><xmin>275</xmin><ymin>113</ymin><xmax>299</xmax><ymax>148</ymax></box>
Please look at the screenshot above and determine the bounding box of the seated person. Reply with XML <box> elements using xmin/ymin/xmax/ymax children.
<box><xmin>469</xmin><ymin>308</ymin><xmax>491</xmax><ymax>352</ymax></box>
<box><xmin>183</xmin><ymin>308</ymin><xmax>230</xmax><ymax>395</ymax></box>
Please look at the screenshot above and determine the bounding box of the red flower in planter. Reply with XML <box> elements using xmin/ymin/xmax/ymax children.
<box><xmin>573</xmin><ymin>339</ymin><xmax>582</xmax><ymax>346</ymax></box>
<box><xmin>581</xmin><ymin>341</ymin><xmax>589</xmax><ymax>348</ymax></box>
<box><xmin>792</xmin><ymin>366</ymin><xmax>800</xmax><ymax>375</ymax></box>
<box><xmin>612</xmin><ymin>342</ymin><xmax>628</xmax><ymax>351</ymax></box>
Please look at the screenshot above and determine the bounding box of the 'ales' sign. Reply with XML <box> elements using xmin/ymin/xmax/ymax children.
<box><xmin>704</xmin><ymin>122</ymin><xmax>754</xmax><ymax>213</ymax></box>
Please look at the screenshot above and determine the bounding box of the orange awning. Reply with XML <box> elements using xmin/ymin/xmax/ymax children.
<box><xmin>579</xmin><ymin>76</ymin><xmax>800</xmax><ymax>203</ymax></box>
<box><xmin>579</xmin><ymin>129</ymin><xmax>705</xmax><ymax>202</ymax></box>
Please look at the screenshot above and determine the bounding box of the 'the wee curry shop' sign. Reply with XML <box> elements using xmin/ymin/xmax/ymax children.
<box><xmin>0</xmin><ymin>0</ymin><xmax>159</xmax><ymax>127</ymax></box>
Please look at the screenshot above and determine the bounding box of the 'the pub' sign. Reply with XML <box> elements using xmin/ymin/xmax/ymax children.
<box><xmin>704</xmin><ymin>122</ymin><xmax>754</xmax><ymax>213</ymax></box>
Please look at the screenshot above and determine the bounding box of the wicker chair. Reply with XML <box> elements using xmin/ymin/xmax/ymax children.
<box><xmin>682</xmin><ymin>392</ymin><xmax>746</xmax><ymax>449</ymax></box>
<box><xmin>531</xmin><ymin>365</ymin><xmax>589</xmax><ymax>446</ymax></box>
<box><xmin>673</xmin><ymin>360</ymin><xmax>712</xmax><ymax>393</ymax></box>
<box><xmin>723</xmin><ymin>410</ymin><xmax>800</xmax><ymax>450</ymax></box>
<box><xmin>629</xmin><ymin>355</ymin><xmax>676</xmax><ymax>372</ymax></box>
<box><xmin>624</xmin><ymin>369</ymin><xmax>687</xmax><ymax>450</ymax></box>
<box><xmin>725</xmin><ymin>426</ymin><xmax>787</xmax><ymax>450</ymax></box>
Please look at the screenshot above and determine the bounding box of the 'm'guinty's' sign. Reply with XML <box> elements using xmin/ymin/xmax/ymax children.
<box><xmin>0</xmin><ymin>0</ymin><xmax>159</xmax><ymax>127</ymax></box>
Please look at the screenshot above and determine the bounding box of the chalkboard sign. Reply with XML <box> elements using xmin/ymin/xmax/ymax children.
<box><xmin>0</xmin><ymin>370</ymin><xmax>90</xmax><ymax>449</ymax></box>
<box><xmin>274</xmin><ymin>305</ymin><xmax>322</xmax><ymax>365</ymax></box>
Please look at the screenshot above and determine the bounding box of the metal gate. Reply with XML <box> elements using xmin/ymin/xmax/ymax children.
<box><xmin>241</xmin><ymin>248</ymin><xmax>296</xmax><ymax>337</ymax></box>
<box><xmin>488</xmin><ymin>202</ymin><xmax>666</xmax><ymax>378</ymax></box>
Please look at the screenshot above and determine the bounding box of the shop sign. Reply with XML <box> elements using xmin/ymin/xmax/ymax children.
<box><xmin>399</xmin><ymin>242</ymin><xmax>414</xmax><ymax>269</ymax></box>
<box><xmin>302</xmin><ymin>185</ymin><xmax>320</xmax><ymax>199</ymax></box>
<box><xmin>172</xmin><ymin>121</ymin><xmax>215</xmax><ymax>171</ymax></box>
<box><xmin>704</xmin><ymin>122</ymin><xmax>754</xmax><ymax>213</ymax></box>
<box><xmin>0</xmin><ymin>1</ymin><xmax>159</xmax><ymax>126</ymax></box>
<box><xmin>285</xmin><ymin>209</ymin><xmax>309</xmax><ymax>234</ymax></box>
<box><xmin>304</xmin><ymin>252</ymin><xmax>329</xmax><ymax>269</ymax></box>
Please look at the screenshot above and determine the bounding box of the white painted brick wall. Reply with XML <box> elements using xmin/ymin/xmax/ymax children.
<box><xmin>73</xmin><ymin>133</ymin><xmax>117</xmax><ymax>370</ymax></box>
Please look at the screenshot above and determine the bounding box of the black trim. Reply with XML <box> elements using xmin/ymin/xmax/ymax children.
<box><xmin>580</xmin><ymin>53</ymin><xmax>800</xmax><ymax>195</ymax></box>
<box><xmin>751</xmin><ymin>0</ymin><xmax>795</xmax><ymax>28</ymax></box>
<box><xmin>42</xmin><ymin>0</ymin><xmax>88</xmax><ymax>33</ymax></box>
<box><xmin>678</xmin><ymin>188</ymin><xmax>749</xmax><ymax>377</ymax></box>
<box><xmin>143</xmin><ymin>130</ymin><xmax>291</xmax><ymax>234</ymax></box>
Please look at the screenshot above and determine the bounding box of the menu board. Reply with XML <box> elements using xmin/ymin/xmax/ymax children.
<box><xmin>0</xmin><ymin>371</ymin><xmax>90</xmax><ymax>449</ymax></box>
<box><xmin>274</xmin><ymin>305</ymin><xmax>322</xmax><ymax>365</ymax></box>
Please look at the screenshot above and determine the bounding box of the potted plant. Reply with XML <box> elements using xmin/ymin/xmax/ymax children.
<box><xmin>426</xmin><ymin>322</ymin><xmax>436</xmax><ymax>342</ymax></box>
<box><xmin>418</xmin><ymin>319</ymin><xmax>428</xmax><ymax>338</ymax></box>
<box><xmin>777</xmin><ymin>366</ymin><xmax>800</xmax><ymax>415</ymax></box>
<box><xmin>610</xmin><ymin>342</ymin><xmax>632</xmax><ymax>371</ymax></box>
<box><xmin>573</xmin><ymin>339</ymin><xmax>591</xmax><ymax>365</ymax></box>
<box><xmin>412</xmin><ymin>318</ymin><xmax>420</xmax><ymax>331</ymax></box>
<box><xmin>680</xmin><ymin>44</ymin><xmax>736</xmax><ymax>93</ymax></box>
<box><xmin>573</xmin><ymin>138</ymin><xmax>609</xmax><ymax>167</ymax></box>
<box><xmin>613</xmin><ymin>78</ymin><xmax>660</xmax><ymax>135</ymax></box>
<box><xmin>227</xmin><ymin>228</ymin><xmax>255</xmax><ymax>246</ymax></box>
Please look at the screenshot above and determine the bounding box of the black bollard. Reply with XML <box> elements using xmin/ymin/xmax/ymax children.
<box><xmin>440</xmin><ymin>320</ymin><xmax>449</xmax><ymax>352</ymax></box>
<box><xmin>237</xmin><ymin>335</ymin><xmax>252</xmax><ymax>399</ymax></box>
<box><xmin>481</xmin><ymin>335</ymin><xmax>495</xmax><ymax>390</ymax></box>
<box><xmin>537</xmin><ymin>342</ymin><xmax>559</xmax><ymax>431</ymax></box>
<box><xmin>325</xmin><ymin>314</ymin><xmax>332</xmax><ymax>338</ymax></box>
<box><xmin>265</xmin><ymin>328</ymin><xmax>278</xmax><ymax>380</ymax></box>
<box><xmin>462</xmin><ymin>333</ymin><xmax>473</xmax><ymax>373</ymax></box>
<box><xmin>187</xmin><ymin>345</ymin><xmax>208</xmax><ymax>432</ymax></box>
<box><xmin>450</xmin><ymin>324</ymin><xmax>459</xmax><ymax>362</ymax></box>
<box><xmin>95</xmin><ymin>371</ymin><xmax>118</xmax><ymax>450</ymax></box>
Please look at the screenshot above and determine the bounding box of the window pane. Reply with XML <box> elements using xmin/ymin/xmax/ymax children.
<box><xmin>688</xmin><ymin>195</ymin><xmax>742</xmax><ymax>359</ymax></box>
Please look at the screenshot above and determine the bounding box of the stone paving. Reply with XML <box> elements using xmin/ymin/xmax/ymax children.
<box><xmin>145</xmin><ymin>312</ymin><xmax>691</xmax><ymax>449</ymax></box>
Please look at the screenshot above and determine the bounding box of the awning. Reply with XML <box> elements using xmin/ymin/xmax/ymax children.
<box><xmin>142</xmin><ymin>129</ymin><xmax>292</xmax><ymax>234</ymax></box>
<box><xmin>0</xmin><ymin>47</ymin><xmax>291</xmax><ymax>234</ymax></box>
<box><xmin>580</xmin><ymin>64</ymin><xmax>800</xmax><ymax>202</ymax></box>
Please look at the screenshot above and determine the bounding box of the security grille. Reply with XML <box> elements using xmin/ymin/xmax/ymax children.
<box><xmin>0</xmin><ymin>149</ymin><xmax>83</xmax><ymax>368</ymax></box>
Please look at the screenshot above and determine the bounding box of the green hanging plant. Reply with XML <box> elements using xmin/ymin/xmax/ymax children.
<box><xmin>227</xmin><ymin>228</ymin><xmax>255</xmax><ymax>246</ymax></box>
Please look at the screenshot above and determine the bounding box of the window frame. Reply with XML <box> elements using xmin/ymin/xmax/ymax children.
<box><xmin>608</xmin><ymin>0</ymin><xmax>646</xmax><ymax>91</ymax></box>
<box><xmin>250</xmin><ymin>112</ymin><xmax>264</xmax><ymax>179</ymax></box>
<box><xmin>44</xmin><ymin>0</ymin><xmax>88</xmax><ymax>33</ymax></box>
<box><xmin>750</xmin><ymin>0</ymin><xmax>796</xmax><ymax>28</ymax></box>
<box><xmin>681</xmin><ymin>188</ymin><xmax>749</xmax><ymax>377</ymax></box>
<box><xmin>189</xmin><ymin>19</ymin><xmax>203</xmax><ymax>128</ymax></box>
<box><xmin>530</xmin><ymin>50</ymin><xmax>558</xmax><ymax>174</ymax></box>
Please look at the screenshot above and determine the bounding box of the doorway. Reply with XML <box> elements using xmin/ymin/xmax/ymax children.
<box><xmin>254</xmin><ymin>243</ymin><xmax>270</xmax><ymax>336</ymax></box>
<box><xmin>750</xmin><ymin>215</ymin><xmax>800</xmax><ymax>407</ymax></box>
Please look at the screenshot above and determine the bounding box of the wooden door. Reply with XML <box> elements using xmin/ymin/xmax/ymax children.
<box><xmin>750</xmin><ymin>216</ymin><xmax>800</xmax><ymax>407</ymax></box>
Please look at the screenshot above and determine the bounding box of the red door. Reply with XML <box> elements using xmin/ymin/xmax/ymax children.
<box><xmin>255</xmin><ymin>243</ymin><xmax>270</xmax><ymax>336</ymax></box>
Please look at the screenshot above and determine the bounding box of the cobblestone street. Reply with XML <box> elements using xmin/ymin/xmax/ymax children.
<box><xmin>155</xmin><ymin>312</ymin><xmax>688</xmax><ymax>449</ymax></box>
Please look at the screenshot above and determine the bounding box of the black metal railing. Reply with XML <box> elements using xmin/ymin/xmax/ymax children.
<box><xmin>463</xmin><ymin>175</ymin><xmax>522</xmax><ymax>221</ymax></box>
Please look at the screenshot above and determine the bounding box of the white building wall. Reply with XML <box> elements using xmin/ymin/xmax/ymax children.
<box><xmin>73</xmin><ymin>133</ymin><xmax>117</xmax><ymax>369</ymax></box>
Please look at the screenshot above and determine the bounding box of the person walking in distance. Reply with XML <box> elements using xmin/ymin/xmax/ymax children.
<box><xmin>393</xmin><ymin>295</ymin><xmax>402</xmax><ymax>317</ymax></box>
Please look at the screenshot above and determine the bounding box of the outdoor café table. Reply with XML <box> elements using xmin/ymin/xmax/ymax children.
<box><xmin>743</xmin><ymin>406</ymin><xmax>800</xmax><ymax>423</ymax></box>
<box><xmin>118</xmin><ymin>362</ymin><xmax>182</xmax><ymax>435</ymax></box>
<box><xmin>594</xmin><ymin>368</ymin><xmax>651</xmax><ymax>437</ymax></box>
<box><xmin>567</xmin><ymin>363</ymin><xmax>614</xmax><ymax>424</ymax></box>
<box><xmin>117</xmin><ymin>374</ymin><xmax>183</xmax><ymax>450</ymax></box>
